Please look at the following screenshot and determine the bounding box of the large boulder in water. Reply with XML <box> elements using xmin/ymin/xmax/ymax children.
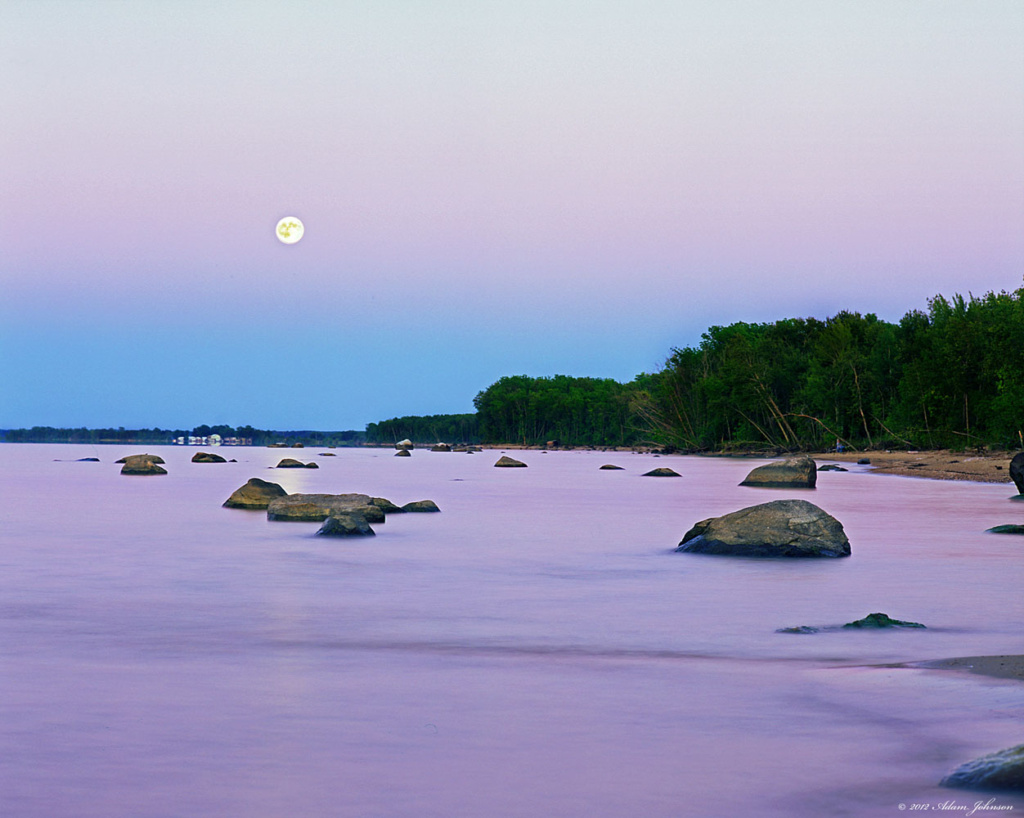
<box><xmin>223</xmin><ymin>478</ymin><xmax>288</xmax><ymax>509</ymax></box>
<box><xmin>192</xmin><ymin>451</ymin><xmax>227</xmax><ymax>463</ymax></box>
<box><xmin>1010</xmin><ymin>452</ymin><xmax>1024</xmax><ymax>495</ymax></box>
<box><xmin>401</xmin><ymin>500</ymin><xmax>440</xmax><ymax>513</ymax></box>
<box><xmin>941</xmin><ymin>743</ymin><xmax>1024</xmax><ymax>792</ymax></box>
<box><xmin>266</xmin><ymin>493</ymin><xmax>385</xmax><ymax>523</ymax></box>
<box><xmin>120</xmin><ymin>454</ymin><xmax>167</xmax><ymax>475</ymax></box>
<box><xmin>676</xmin><ymin>499</ymin><xmax>850</xmax><ymax>558</ymax></box>
<box><xmin>494</xmin><ymin>455</ymin><xmax>527</xmax><ymax>468</ymax></box>
<box><xmin>740</xmin><ymin>457</ymin><xmax>817</xmax><ymax>488</ymax></box>
<box><xmin>316</xmin><ymin>513</ymin><xmax>375</xmax><ymax>537</ymax></box>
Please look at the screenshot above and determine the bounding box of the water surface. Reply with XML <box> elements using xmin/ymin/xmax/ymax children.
<box><xmin>1</xmin><ymin>444</ymin><xmax>1022</xmax><ymax>816</ymax></box>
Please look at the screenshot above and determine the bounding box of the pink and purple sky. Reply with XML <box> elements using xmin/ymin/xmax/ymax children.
<box><xmin>2</xmin><ymin>1</ymin><xmax>1022</xmax><ymax>430</ymax></box>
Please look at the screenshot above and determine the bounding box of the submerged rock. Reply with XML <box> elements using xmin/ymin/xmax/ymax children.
<box><xmin>842</xmin><ymin>612</ymin><xmax>925</xmax><ymax>629</ymax></box>
<box><xmin>316</xmin><ymin>514</ymin><xmax>375</xmax><ymax>537</ymax></box>
<box><xmin>431</xmin><ymin>443</ymin><xmax>452</xmax><ymax>452</ymax></box>
<box><xmin>192</xmin><ymin>451</ymin><xmax>227</xmax><ymax>463</ymax></box>
<box><xmin>941</xmin><ymin>743</ymin><xmax>1024</xmax><ymax>792</ymax></box>
<box><xmin>599</xmin><ymin>464</ymin><xmax>624</xmax><ymax>470</ymax></box>
<box><xmin>817</xmin><ymin>464</ymin><xmax>847</xmax><ymax>472</ymax></box>
<box><xmin>494</xmin><ymin>455</ymin><xmax>527</xmax><ymax>468</ymax></box>
<box><xmin>676</xmin><ymin>499</ymin><xmax>850</xmax><ymax>558</ymax></box>
<box><xmin>274</xmin><ymin>458</ymin><xmax>318</xmax><ymax>469</ymax></box>
<box><xmin>223</xmin><ymin>478</ymin><xmax>288</xmax><ymax>509</ymax></box>
<box><xmin>401</xmin><ymin>500</ymin><xmax>440</xmax><ymax>513</ymax></box>
<box><xmin>987</xmin><ymin>524</ymin><xmax>1024</xmax><ymax>535</ymax></box>
<box><xmin>120</xmin><ymin>454</ymin><xmax>167</xmax><ymax>475</ymax></box>
<box><xmin>740</xmin><ymin>457</ymin><xmax>817</xmax><ymax>489</ymax></box>
<box><xmin>776</xmin><ymin>626</ymin><xmax>819</xmax><ymax>634</ymax></box>
<box><xmin>643</xmin><ymin>467</ymin><xmax>681</xmax><ymax>477</ymax></box>
<box><xmin>395</xmin><ymin>449</ymin><xmax>412</xmax><ymax>457</ymax></box>
<box><xmin>266</xmin><ymin>493</ymin><xmax>385</xmax><ymax>523</ymax></box>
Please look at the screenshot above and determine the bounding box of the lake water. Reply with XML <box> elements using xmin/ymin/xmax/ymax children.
<box><xmin>1</xmin><ymin>444</ymin><xmax>1022</xmax><ymax>817</ymax></box>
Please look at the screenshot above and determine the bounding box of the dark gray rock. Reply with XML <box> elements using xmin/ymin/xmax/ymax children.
<box><xmin>842</xmin><ymin>612</ymin><xmax>925</xmax><ymax>629</ymax></box>
<box><xmin>267</xmin><ymin>493</ymin><xmax>385</xmax><ymax>523</ymax></box>
<box><xmin>600</xmin><ymin>464</ymin><xmax>625</xmax><ymax>470</ymax></box>
<box><xmin>776</xmin><ymin>626</ymin><xmax>819</xmax><ymax>634</ymax></box>
<box><xmin>494</xmin><ymin>455</ymin><xmax>527</xmax><ymax>468</ymax></box>
<box><xmin>740</xmin><ymin>456</ymin><xmax>817</xmax><ymax>489</ymax></box>
<box><xmin>395</xmin><ymin>449</ymin><xmax>412</xmax><ymax>457</ymax></box>
<box><xmin>192</xmin><ymin>451</ymin><xmax>227</xmax><ymax>463</ymax></box>
<box><xmin>677</xmin><ymin>499</ymin><xmax>850</xmax><ymax>558</ymax></box>
<box><xmin>401</xmin><ymin>500</ymin><xmax>440</xmax><ymax>513</ymax></box>
<box><xmin>76</xmin><ymin>457</ymin><xmax>100</xmax><ymax>462</ymax></box>
<box><xmin>431</xmin><ymin>443</ymin><xmax>452</xmax><ymax>452</ymax></box>
<box><xmin>986</xmin><ymin>525</ymin><xmax>1024</xmax><ymax>535</ymax></box>
<box><xmin>817</xmin><ymin>464</ymin><xmax>847</xmax><ymax>472</ymax></box>
<box><xmin>1010</xmin><ymin>452</ymin><xmax>1024</xmax><ymax>495</ymax></box>
<box><xmin>643</xmin><ymin>467</ymin><xmax>681</xmax><ymax>477</ymax></box>
<box><xmin>223</xmin><ymin>478</ymin><xmax>288</xmax><ymax>509</ymax></box>
<box><xmin>942</xmin><ymin>743</ymin><xmax>1024</xmax><ymax>792</ymax></box>
<box><xmin>316</xmin><ymin>514</ymin><xmax>375</xmax><ymax>537</ymax></box>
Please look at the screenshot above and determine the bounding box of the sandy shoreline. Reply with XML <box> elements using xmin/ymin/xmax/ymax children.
<box><xmin>809</xmin><ymin>448</ymin><xmax>1019</xmax><ymax>485</ymax></box>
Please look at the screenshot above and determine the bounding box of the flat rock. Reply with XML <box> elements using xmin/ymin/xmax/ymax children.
<box><xmin>817</xmin><ymin>464</ymin><xmax>847</xmax><ymax>472</ymax></box>
<box><xmin>115</xmin><ymin>453</ymin><xmax>165</xmax><ymax>464</ymax></box>
<box><xmin>494</xmin><ymin>455</ymin><xmax>527</xmax><ymax>468</ymax></box>
<box><xmin>676</xmin><ymin>499</ymin><xmax>850</xmax><ymax>558</ymax></box>
<box><xmin>643</xmin><ymin>467</ymin><xmax>680</xmax><ymax>477</ymax></box>
<box><xmin>987</xmin><ymin>524</ymin><xmax>1024</xmax><ymax>535</ymax></box>
<box><xmin>740</xmin><ymin>456</ymin><xmax>817</xmax><ymax>488</ymax></box>
<box><xmin>192</xmin><ymin>451</ymin><xmax>227</xmax><ymax>463</ymax></box>
<box><xmin>599</xmin><ymin>464</ymin><xmax>625</xmax><ymax>470</ymax></box>
<box><xmin>842</xmin><ymin>612</ymin><xmax>925</xmax><ymax>629</ymax></box>
<box><xmin>942</xmin><ymin>743</ymin><xmax>1024</xmax><ymax>792</ymax></box>
<box><xmin>223</xmin><ymin>478</ymin><xmax>288</xmax><ymax>509</ymax></box>
<box><xmin>316</xmin><ymin>513</ymin><xmax>375</xmax><ymax>537</ymax></box>
<box><xmin>401</xmin><ymin>500</ymin><xmax>440</xmax><ymax>512</ymax></box>
<box><xmin>266</xmin><ymin>493</ymin><xmax>385</xmax><ymax>523</ymax></box>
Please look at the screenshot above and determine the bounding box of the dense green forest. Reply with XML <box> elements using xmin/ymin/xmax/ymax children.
<box><xmin>635</xmin><ymin>286</ymin><xmax>1024</xmax><ymax>452</ymax></box>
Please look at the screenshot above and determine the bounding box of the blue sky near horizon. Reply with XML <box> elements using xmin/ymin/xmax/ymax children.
<box><xmin>2</xmin><ymin>1</ymin><xmax>1022</xmax><ymax>430</ymax></box>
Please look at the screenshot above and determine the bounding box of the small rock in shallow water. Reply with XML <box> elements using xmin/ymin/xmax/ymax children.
<box><xmin>402</xmin><ymin>500</ymin><xmax>440</xmax><ymax>513</ymax></box>
<box><xmin>986</xmin><ymin>524</ymin><xmax>1024</xmax><ymax>534</ymax></box>
<box><xmin>776</xmin><ymin>626</ymin><xmax>819</xmax><ymax>634</ymax></box>
<box><xmin>842</xmin><ymin>612</ymin><xmax>925</xmax><ymax>629</ymax></box>
<box><xmin>643</xmin><ymin>467</ymin><xmax>681</xmax><ymax>477</ymax></box>
<box><xmin>740</xmin><ymin>456</ymin><xmax>817</xmax><ymax>488</ymax></box>
<box><xmin>223</xmin><ymin>478</ymin><xmax>288</xmax><ymax>509</ymax></box>
<box><xmin>494</xmin><ymin>456</ymin><xmax>527</xmax><ymax>468</ymax></box>
<box><xmin>941</xmin><ymin>743</ymin><xmax>1024</xmax><ymax>792</ymax></box>
<box><xmin>316</xmin><ymin>514</ymin><xmax>375</xmax><ymax>537</ymax></box>
<box><xmin>599</xmin><ymin>464</ymin><xmax>624</xmax><ymax>470</ymax></box>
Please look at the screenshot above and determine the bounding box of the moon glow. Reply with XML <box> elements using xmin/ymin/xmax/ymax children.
<box><xmin>275</xmin><ymin>216</ymin><xmax>304</xmax><ymax>244</ymax></box>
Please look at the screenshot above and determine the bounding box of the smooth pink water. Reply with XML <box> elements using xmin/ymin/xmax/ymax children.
<box><xmin>1</xmin><ymin>444</ymin><xmax>1022</xmax><ymax>816</ymax></box>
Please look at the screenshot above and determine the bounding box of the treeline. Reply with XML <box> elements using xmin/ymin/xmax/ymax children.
<box><xmin>472</xmin><ymin>375</ymin><xmax>641</xmax><ymax>447</ymax></box>
<box><xmin>0</xmin><ymin>425</ymin><xmax>366</xmax><ymax>447</ymax></box>
<box><xmin>636</xmin><ymin>286</ymin><xmax>1024</xmax><ymax>451</ymax></box>
<box><xmin>365</xmin><ymin>413</ymin><xmax>480</xmax><ymax>445</ymax></box>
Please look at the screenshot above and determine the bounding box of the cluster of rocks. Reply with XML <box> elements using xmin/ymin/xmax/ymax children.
<box><xmin>274</xmin><ymin>458</ymin><xmax>318</xmax><ymax>469</ymax></box>
<box><xmin>776</xmin><ymin>612</ymin><xmax>927</xmax><ymax>634</ymax></box>
<box><xmin>222</xmin><ymin>478</ymin><xmax>439</xmax><ymax>538</ymax></box>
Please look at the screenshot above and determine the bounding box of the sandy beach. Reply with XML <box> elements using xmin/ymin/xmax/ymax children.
<box><xmin>811</xmin><ymin>448</ymin><xmax>1019</xmax><ymax>484</ymax></box>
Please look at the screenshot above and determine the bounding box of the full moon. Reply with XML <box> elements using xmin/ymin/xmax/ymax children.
<box><xmin>275</xmin><ymin>216</ymin><xmax>304</xmax><ymax>244</ymax></box>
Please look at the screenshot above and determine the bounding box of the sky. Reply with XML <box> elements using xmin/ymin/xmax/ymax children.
<box><xmin>2</xmin><ymin>0</ymin><xmax>1022</xmax><ymax>431</ymax></box>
